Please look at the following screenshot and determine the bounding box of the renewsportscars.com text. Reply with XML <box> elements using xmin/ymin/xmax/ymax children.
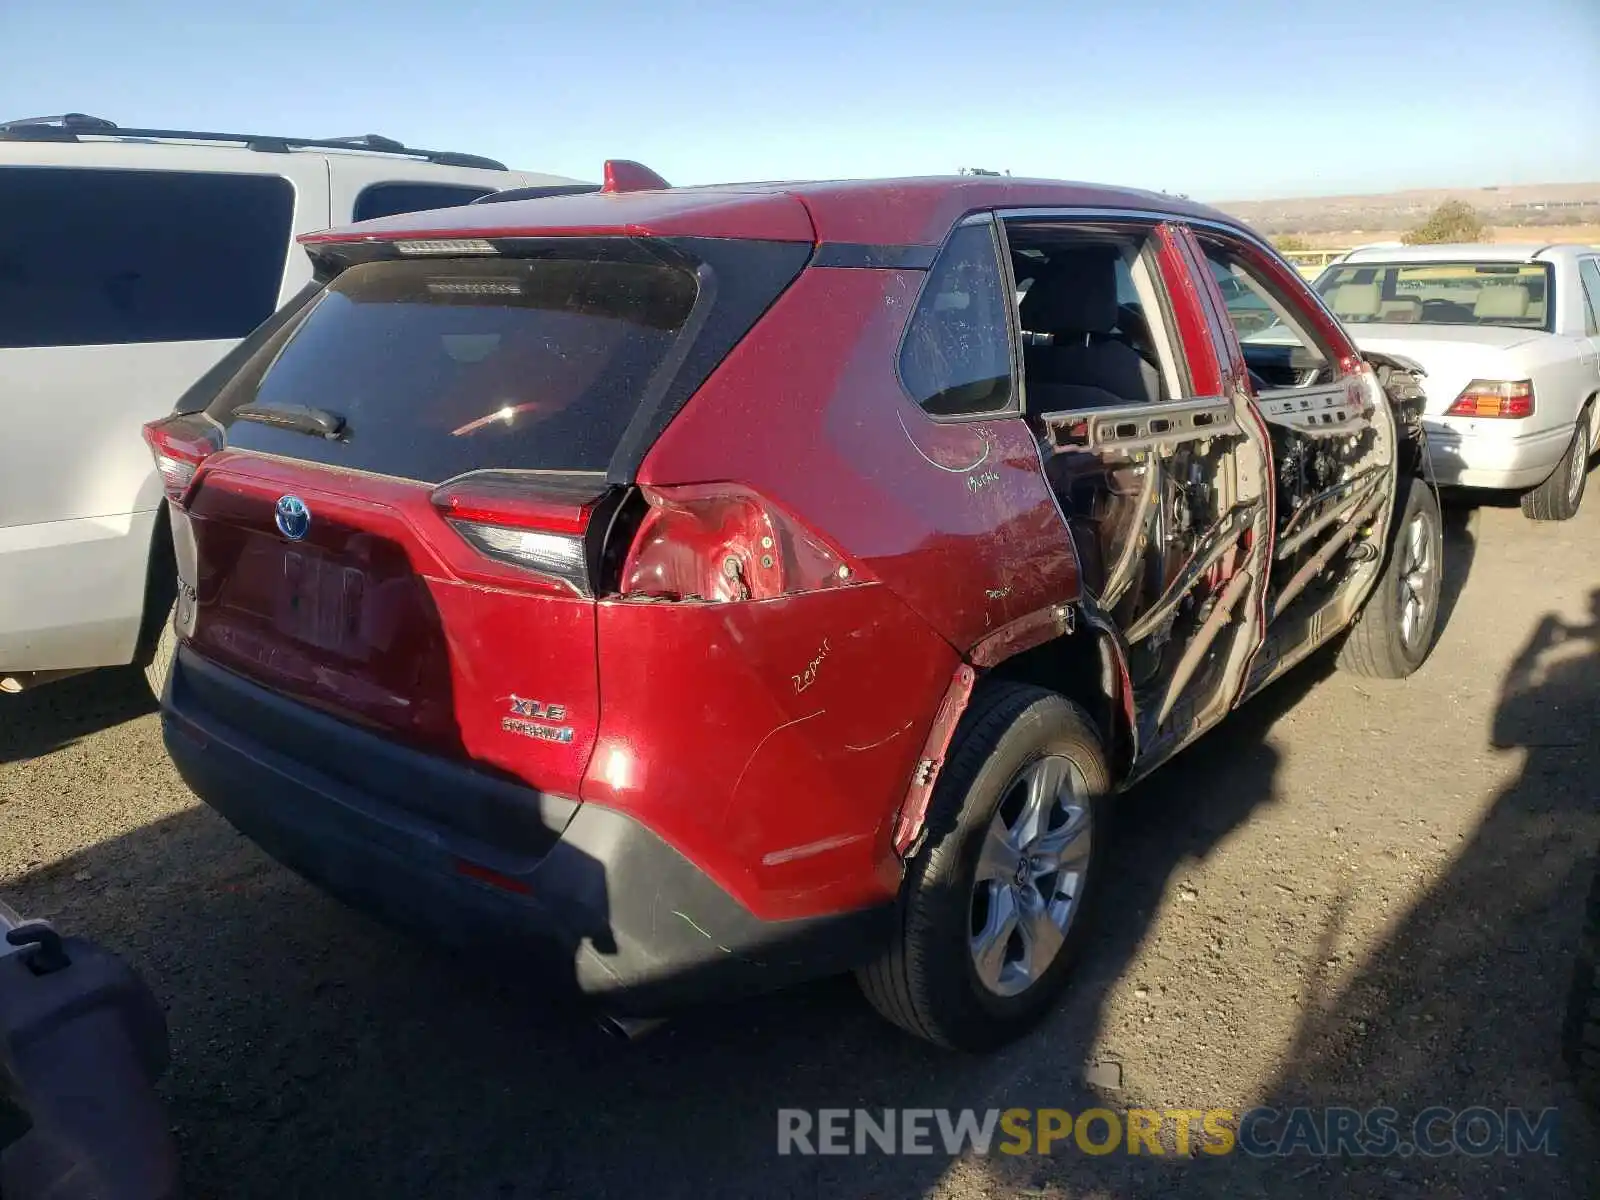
<box><xmin>777</xmin><ymin>1106</ymin><xmax>1560</xmax><ymax>1158</ymax></box>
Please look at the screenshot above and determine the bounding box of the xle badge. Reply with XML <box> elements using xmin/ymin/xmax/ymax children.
<box><xmin>502</xmin><ymin>694</ymin><xmax>574</xmax><ymax>744</ymax></box>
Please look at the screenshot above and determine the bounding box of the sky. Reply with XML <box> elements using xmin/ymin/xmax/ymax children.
<box><xmin>3</xmin><ymin>0</ymin><xmax>1598</xmax><ymax>200</ymax></box>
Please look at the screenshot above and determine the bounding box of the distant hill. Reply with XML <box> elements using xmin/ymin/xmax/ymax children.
<box><xmin>1214</xmin><ymin>182</ymin><xmax>1600</xmax><ymax>237</ymax></box>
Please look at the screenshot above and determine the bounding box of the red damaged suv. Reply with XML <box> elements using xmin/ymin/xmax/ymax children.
<box><xmin>147</xmin><ymin>164</ymin><xmax>1441</xmax><ymax>1049</ymax></box>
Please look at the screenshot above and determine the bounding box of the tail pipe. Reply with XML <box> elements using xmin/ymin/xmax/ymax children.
<box><xmin>595</xmin><ymin>1014</ymin><xmax>667</xmax><ymax>1042</ymax></box>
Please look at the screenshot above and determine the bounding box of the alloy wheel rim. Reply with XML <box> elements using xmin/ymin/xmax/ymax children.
<box><xmin>1398</xmin><ymin>508</ymin><xmax>1437</xmax><ymax>651</ymax></box>
<box><xmin>969</xmin><ymin>754</ymin><xmax>1093</xmax><ymax>998</ymax></box>
<box><xmin>1569</xmin><ymin>425</ymin><xmax>1589</xmax><ymax>506</ymax></box>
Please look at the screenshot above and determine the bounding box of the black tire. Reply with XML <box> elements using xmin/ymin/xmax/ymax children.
<box><xmin>1521</xmin><ymin>413</ymin><xmax>1591</xmax><ymax>522</ymax></box>
<box><xmin>856</xmin><ymin>683</ymin><xmax>1108</xmax><ymax>1051</ymax></box>
<box><xmin>1337</xmin><ymin>473</ymin><xmax>1444</xmax><ymax>679</ymax></box>
<box><xmin>141</xmin><ymin>601</ymin><xmax>177</xmax><ymax>699</ymax></box>
<box><xmin>1564</xmin><ymin>855</ymin><xmax>1600</xmax><ymax>1110</ymax></box>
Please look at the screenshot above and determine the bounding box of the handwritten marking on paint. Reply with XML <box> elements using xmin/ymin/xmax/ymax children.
<box><xmin>966</xmin><ymin>469</ymin><xmax>1000</xmax><ymax>494</ymax></box>
<box><xmin>986</xmin><ymin>586</ymin><xmax>1011</xmax><ymax>600</ymax></box>
<box><xmin>790</xmin><ymin>640</ymin><xmax>832</xmax><ymax>694</ymax></box>
<box><xmin>792</xmin><ymin>638</ymin><xmax>832</xmax><ymax>694</ymax></box>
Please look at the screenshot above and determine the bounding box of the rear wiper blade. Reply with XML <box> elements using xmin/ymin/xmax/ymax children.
<box><xmin>231</xmin><ymin>403</ymin><xmax>347</xmax><ymax>440</ymax></box>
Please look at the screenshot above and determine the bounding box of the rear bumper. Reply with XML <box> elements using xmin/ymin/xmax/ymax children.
<box><xmin>1422</xmin><ymin>418</ymin><xmax>1573</xmax><ymax>490</ymax></box>
<box><xmin>161</xmin><ymin>649</ymin><xmax>893</xmax><ymax>1014</ymax></box>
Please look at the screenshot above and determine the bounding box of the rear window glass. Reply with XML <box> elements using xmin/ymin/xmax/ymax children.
<box><xmin>211</xmin><ymin>253</ymin><xmax>701</xmax><ymax>480</ymax></box>
<box><xmin>0</xmin><ymin>167</ymin><xmax>293</xmax><ymax>349</ymax></box>
<box><xmin>899</xmin><ymin>222</ymin><xmax>1015</xmax><ymax>417</ymax></box>
<box><xmin>1316</xmin><ymin>261</ymin><xmax>1554</xmax><ymax>330</ymax></box>
<box><xmin>353</xmin><ymin>182</ymin><xmax>494</xmax><ymax>222</ymax></box>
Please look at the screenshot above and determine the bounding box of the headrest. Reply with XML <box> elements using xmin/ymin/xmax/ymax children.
<box><xmin>1329</xmin><ymin>282</ymin><xmax>1381</xmax><ymax>317</ymax></box>
<box><xmin>1474</xmin><ymin>285</ymin><xmax>1530</xmax><ymax>319</ymax></box>
<box><xmin>1378</xmin><ymin>296</ymin><xmax>1422</xmax><ymax>322</ymax></box>
<box><xmin>1021</xmin><ymin>247</ymin><xmax>1120</xmax><ymax>334</ymax></box>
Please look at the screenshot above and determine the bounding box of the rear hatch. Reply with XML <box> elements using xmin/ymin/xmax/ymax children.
<box><xmin>164</xmin><ymin>236</ymin><xmax>809</xmax><ymax>797</ymax></box>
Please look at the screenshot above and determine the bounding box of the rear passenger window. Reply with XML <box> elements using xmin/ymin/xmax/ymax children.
<box><xmin>899</xmin><ymin>222</ymin><xmax>1015</xmax><ymax>417</ymax></box>
<box><xmin>353</xmin><ymin>182</ymin><xmax>494</xmax><ymax>222</ymax></box>
<box><xmin>1580</xmin><ymin>259</ymin><xmax>1600</xmax><ymax>337</ymax></box>
<box><xmin>0</xmin><ymin>168</ymin><xmax>292</xmax><ymax>349</ymax></box>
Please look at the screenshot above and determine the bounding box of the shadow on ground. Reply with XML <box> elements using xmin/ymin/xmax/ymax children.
<box><xmin>982</xmin><ymin>589</ymin><xmax>1600</xmax><ymax>1198</ymax></box>
<box><xmin>1254</xmin><ymin>588</ymin><xmax>1600</xmax><ymax>1196</ymax></box>
<box><xmin>1434</xmin><ymin>498</ymin><xmax>1477</xmax><ymax>642</ymax></box>
<box><xmin>0</xmin><ymin>669</ymin><xmax>155</xmax><ymax>766</ymax></box>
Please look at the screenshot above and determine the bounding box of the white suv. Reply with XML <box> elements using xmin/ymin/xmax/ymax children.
<box><xmin>0</xmin><ymin>114</ymin><xmax>586</xmax><ymax>694</ymax></box>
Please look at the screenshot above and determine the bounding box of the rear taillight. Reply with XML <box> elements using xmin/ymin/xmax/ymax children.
<box><xmin>1447</xmin><ymin>379</ymin><xmax>1535</xmax><ymax>419</ymax></box>
<box><xmin>618</xmin><ymin>485</ymin><xmax>860</xmax><ymax>603</ymax></box>
<box><xmin>142</xmin><ymin>414</ymin><xmax>223</xmax><ymax>502</ymax></box>
<box><xmin>431</xmin><ymin>471</ymin><xmax>609</xmax><ymax>597</ymax></box>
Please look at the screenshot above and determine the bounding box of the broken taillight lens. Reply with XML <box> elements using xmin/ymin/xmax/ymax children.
<box><xmin>1447</xmin><ymin>379</ymin><xmax>1535</xmax><ymax>419</ymax></box>
<box><xmin>617</xmin><ymin>484</ymin><xmax>860</xmax><ymax>603</ymax></box>
<box><xmin>142</xmin><ymin>413</ymin><xmax>223</xmax><ymax>502</ymax></box>
<box><xmin>431</xmin><ymin>470</ymin><xmax>609</xmax><ymax>596</ymax></box>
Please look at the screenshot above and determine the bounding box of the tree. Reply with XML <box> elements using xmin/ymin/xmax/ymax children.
<box><xmin>1402</xmin><ymin>200</ymin><xmax>1489</xmax><ymax>245</ymax></box>
<box><xmin>1273</xmin><ymin>234</ymin><xmax>1311</xmax><ymax>252</ymax></box>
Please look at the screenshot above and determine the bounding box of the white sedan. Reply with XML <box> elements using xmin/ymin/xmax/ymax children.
<box><xmin>1313</xmin><ymin>243</ymin><xmax>1600</xmax><ymax>520</ymax></box>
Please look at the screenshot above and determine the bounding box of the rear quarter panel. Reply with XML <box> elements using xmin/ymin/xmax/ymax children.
<box><xmin>609</xmin><ymin>263</ymin><xmax>1081</xmax><ymax>919</ymax></box>
<box><xmin>587</xmin><ymin>587</ymin><xmax>960</xmax><ymax>919</ymax></box>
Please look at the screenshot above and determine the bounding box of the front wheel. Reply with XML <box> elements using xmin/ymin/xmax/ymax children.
<box><xmin>1521</xmin><ymin>414</ymin><xmax>1590</xmax><ymax>522</ymax></box>
<box><xmin>1337</xmin><ymin>474</ymin><xmax>1444</xmax><ymax>679</ymax></box>
<box><xmin>857</xmin><ymin>683</ymin><xmax>1107</xmax><ymax>1051</ymax></box>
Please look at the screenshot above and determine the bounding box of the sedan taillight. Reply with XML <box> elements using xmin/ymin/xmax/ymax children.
<box><xmin>1446</xmin><ymin>379</ymin><xmax>1535</xmax><ymax>419</ymax></box>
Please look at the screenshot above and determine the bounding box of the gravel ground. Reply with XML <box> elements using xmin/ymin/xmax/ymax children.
<box><xmin>2</xmin><ymin>485</ymin><xmax>1597</xmax><ymax>1199</ymax></box>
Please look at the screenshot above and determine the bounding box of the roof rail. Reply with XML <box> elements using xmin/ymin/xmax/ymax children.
<box><xmin>0</xmin><ymin>114</ymin><xmax>508</xmax><ymax>171</ymax></box>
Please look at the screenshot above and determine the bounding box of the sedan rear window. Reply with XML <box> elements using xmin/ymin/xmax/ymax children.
<box><xmin>211</xmin><ymin>252</ymin><xmax>701</xmax><ymax>481</ymax></box>
<box><xmin>1317</xmin><ymin>262</ymin><xmax>1554</xmax><ymax>331</ymax></box>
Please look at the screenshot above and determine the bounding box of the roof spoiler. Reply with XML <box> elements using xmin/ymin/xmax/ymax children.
<box><xmin>470</xmin><ymin>160</ymin><xmax>670</xmax><ymax>207</ymax></box>
<box><xmin>602</xmin><ymin>160</ymin><xmax>671</xmax><ymax>193</ymax></box>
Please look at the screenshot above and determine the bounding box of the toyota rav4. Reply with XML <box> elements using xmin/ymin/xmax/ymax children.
<box><xmin>146</xmin><ymin>165</ymin><xmax>1442</xmax><ymax>1049</ymax></box>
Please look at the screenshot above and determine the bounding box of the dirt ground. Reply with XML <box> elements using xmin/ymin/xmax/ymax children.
<box><xmin>2</xmin><ymin>480</ymin><xmax>1597</xmax><ymax>1199</ymax></box>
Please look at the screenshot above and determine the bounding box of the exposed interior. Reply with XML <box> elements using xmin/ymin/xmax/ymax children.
<box><xmin>1007</xmin><ymin>223</ymin><xmax>1183</xmax><ymax>410</ymax></box>
<box><xmin>1190</xmin><ymin>234</ymin><xmax>1395</xmax><ymax>660</ymax></box>
<box><xmin>1195</xmin><ymin>242</ymin><xmax>1339</xmax><ymax>392</ymax></box>
<box><xmin>1005</xmin><ymin>219</ymin><xmax>1262</xmax><ymax>751</ymax></box>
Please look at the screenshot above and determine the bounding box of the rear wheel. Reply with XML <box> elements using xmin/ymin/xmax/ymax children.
<box><xmin>1521</xmin><ymin>413</ymin><xmax>1590</xmax><ymax>522</ymax></box>
<box><xmin>857</xmin><ymin>683</ymin><xmax>1107</xmax><ymax>1051</ymax></box>
<box><xmin>1338</xmin><ymin>474</ymin><xmax>1443</xmax><ymax>679</ymax></box>
<box><xmin>141</xmin><ymin>601</ymin><xmax>177</xmax><ymax>699</ymax></box>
